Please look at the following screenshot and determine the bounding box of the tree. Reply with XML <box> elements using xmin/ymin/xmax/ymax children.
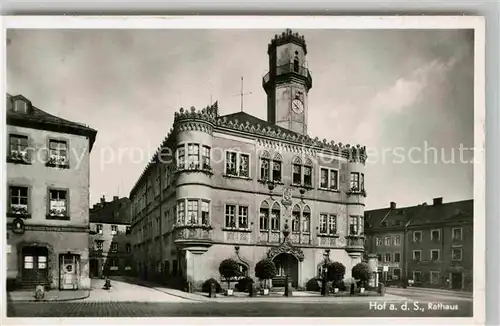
<box><xmin>254</xmin><ymin>258</ymin><xmax>278</xmax><ymax>288</ymax></box>
<box><xmin>219</xmin><ymin>259</ymin><xmax>241</xmax><ymax>289</ymax></box>
<box><xmin>352</xmin><ymin>262</ymin><xmax>370</xmax><ymax>288</ymax></box>
<box><xmin>326</xmin><ymin>261</ymin><xmax>346</xmax><ymax>284</ymax></box>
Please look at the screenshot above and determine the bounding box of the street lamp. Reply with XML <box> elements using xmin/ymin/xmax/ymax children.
<box><xmin>282</xmin><ymin>220</ymin><xmax>292</xmax><ymax>297</ymax></box>
<box><xmin>321</xmin><ymin>249</ymin><xmax>330</xmax><ymax>295</ymax></box>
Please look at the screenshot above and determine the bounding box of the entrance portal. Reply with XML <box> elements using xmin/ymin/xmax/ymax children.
<box><xmin>272</xmin><ymin>253</ymin><xmax>299</xmax><ymax>288</ymax></box>
<box><xmin>59</xmin><ymin>254</ymin><xmax>80</xmax><ymax>290</ymax></box>
<box><xmin>21</xmin><ymin>246</ymin><xmax>49</xmax><ymax>286</ymax></box>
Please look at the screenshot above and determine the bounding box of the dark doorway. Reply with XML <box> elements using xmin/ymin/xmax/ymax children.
<box><xmin>89</xmin><ymin>259</ymin><xmax>99</xmax><ymax>278</ymax></box>
<box><xmin>293</xmin><ymin>57</ymin><xmax>299</xmax><ymax>73</ymax></box>
<box><xmin>272</xmin><ymin>253</ymin><xmax>299</xmax><ymax>288</ymax></box>
<box><xmin>451</xmin><ymin>272</ymin><xmax>463</xmax><ymax>290</ymax></box>
<box><xmin>21</xmin><ymin>246</ymin><xmax>49</xmax><ymax>286</ymax></box>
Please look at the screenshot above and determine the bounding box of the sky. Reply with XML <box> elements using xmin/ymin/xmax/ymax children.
<box><xmin>6</xmin><ymin>29</ymin><xmax>475</xmax><ymax>210</ymax></box>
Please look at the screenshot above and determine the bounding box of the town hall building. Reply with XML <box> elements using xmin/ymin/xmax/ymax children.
<box><xmin>129</xmin><ymin>29</ymin><xmax>368</xmax><ymax>290</ymax></box>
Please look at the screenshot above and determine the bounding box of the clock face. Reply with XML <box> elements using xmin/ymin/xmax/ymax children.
<box><xmin>292</xmin><ymin>99</ymin><xmax>304</xmax><ymax>114</ymax></box>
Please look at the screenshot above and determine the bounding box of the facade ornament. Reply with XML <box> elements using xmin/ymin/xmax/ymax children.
<box><xmin>266</xmin><ymin>236</ymin><xmax>304</xmax><ymax>262</ymax></box>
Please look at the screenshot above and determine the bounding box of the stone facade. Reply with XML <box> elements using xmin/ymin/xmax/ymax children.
<box><xmin>129</xmin><ymin>30</ymin><xmax>368</xmax><ymax>290</ymax></box>
<box><xmin>6</xmin><ymin>93</ymin><xmax>97</xmax><ymax>291</ymax></box>
<box><xmin>365</xmin><ymin>198</ymin><xmax>473</xmax><ymax>291</ymax></box>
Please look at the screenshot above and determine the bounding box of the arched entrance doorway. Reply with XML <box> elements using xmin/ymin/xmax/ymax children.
<box><xmin>272</xmin><ymin>253</ymin><xmax>299</xmax><ymax>288</ymax></box>
<box><xmin>21</xmin><ymin>246</ymin><xmax>49</xmax><ymax>286</ymax></box>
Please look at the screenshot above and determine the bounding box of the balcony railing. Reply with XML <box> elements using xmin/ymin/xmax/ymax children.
<box><xmin>262</xmin><ymin>63</ymin><xmax>312</xmax><ymax>88</ymax></box>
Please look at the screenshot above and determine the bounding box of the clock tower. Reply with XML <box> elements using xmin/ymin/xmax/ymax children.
<box><xmin>263</xmin><ymin>29</ymin><xmax>312</xmax><ymax>135</ymax></box>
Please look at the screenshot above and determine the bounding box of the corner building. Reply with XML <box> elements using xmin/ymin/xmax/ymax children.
<box><xmin>6</xmin><ymin>93</ymin><xmax>97</xmax><ymax>290</ymax></box>
<box><xmin>130</xmin><ymin>29</ymin><xmax>368</xmax><ymax>289</ymax></box>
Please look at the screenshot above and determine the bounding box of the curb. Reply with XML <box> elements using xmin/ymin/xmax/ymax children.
<box><xmin>7</xmin><ymin>291</ymin><xmax>91</xmax><ymax>303</ymax></box>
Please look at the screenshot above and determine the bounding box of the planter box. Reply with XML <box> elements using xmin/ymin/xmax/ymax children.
<box><xmin>334</xmin><ymin>288</ymin><xmax>339</xmax><ymax>293</ymax></box>
<box><xmin>260</xmin><ymin>288</ymin><xmax>269</xmax><ymax>295</ymax></box>
<box><xmin>360</xmin><ymin>288</ymin><xmax>365</xmax><ymax>294</ymax></box>
<box><xmin>225</xmin><ymin>289</ymin><xmax>234</xmax><ymax>296</ymax></box>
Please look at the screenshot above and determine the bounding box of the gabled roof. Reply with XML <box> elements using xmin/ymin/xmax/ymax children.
<box><xmin>365</xmin><ymin>199</ymin><xmax>473</xmax><ymax>231</ymax></box>
<box><xmin>90</xmin><ymin>197</ymin><xmax>131</xmax><ymax>225</ymax></box>
<box><xmin>6</xmin><ymin>94</ymin><xmax>98</xmax><ymax>151</ymax></box>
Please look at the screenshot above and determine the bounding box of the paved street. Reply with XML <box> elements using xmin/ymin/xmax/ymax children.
<box><xmin>6</xmin><ymin>283</ymin><xmax>473</xmax><ymax>317</ymax></box>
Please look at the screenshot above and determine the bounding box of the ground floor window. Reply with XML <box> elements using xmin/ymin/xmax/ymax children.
<box><xmin>430</xmin><ymin>271</ymin><xmax>440</xmax><ymax>284</ymax></box>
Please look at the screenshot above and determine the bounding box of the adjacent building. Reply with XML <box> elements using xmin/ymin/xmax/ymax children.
<box><xmin>129</xmin><ymin>29</ymin><xmax>368</xmax><ymax>290</ymax></box>
<box><xmin>89</xmin><ymin>196</ymin><xmax>132</xmax><ymax>277</ymax></box>
<box><xmin>364</xmin><ymin>197</ymin><xmax>473</xmax><ymax>291</ymax></box>
<box><xmin>6</xmin><ymin>93</ymin><xmax>97</xmax><ymax>290</ymax></box>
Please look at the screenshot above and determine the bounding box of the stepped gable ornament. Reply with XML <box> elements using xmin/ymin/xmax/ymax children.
<box><xmin>267</xmin><ymin>235</ymin><xmax>304</xmax><ymax>262</ymax></box>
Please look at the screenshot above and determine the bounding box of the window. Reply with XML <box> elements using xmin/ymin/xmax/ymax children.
<box><xmin>110</xmin><ymin>258</ymin><xmax>118</xmax><ymax>267</ymax></box>
<box><xmin>9</xmin><ymin>186</ymin><xmax>29</xmax><ymax>215</ymax></box>
<box><xmin>259</xmin><ymin>201</ymin><xmax>269</xmax><ymax>231</ymax></box>
<box><xmin>376</xmin><ymin>238</ymin><xmax>382</xmax><ymax>246</ymax></box>
<box><xmin>413</xmin><ymin>250</ymin><xmax>422</xmax><ymax>261</ymax></box>
<box><xmin>187</xmin><ymin>143</ymin><xmax>200</xmax><ymax>167</ymax></box>
<box><xmin>260</xmin><ymin>157</ymin><xmax>270</xmax><ymax>181</ymax></box>
<box><xmin>349</xmin><ymin>216</ymin><xmax>363</xmax><ymax>235</ymax></box>
<box><xmin>126</xmin><ymin>243</ymin><xmax>131</xmax><ymax>253</ymax></box>
<box><xmin>24</xmin><ymin>256</ymin><xmax>34</xmax><ymax>269</ymax></box>
<box><xmin>292</xmin><ymin>205</ymin><xmax>300</xmax><ymax>232</ymax></box>
<box><xmin>394</xmin><ymin>252</ymin><xmax>401</xmax><ymax>263</ymax></box>
<box><xmin>328</xmin><ymin>215</ymin><xmax>337</xmax><ymax>235</ymax></box>
<box><xmin>177</xmin><ymin>145</ymin><xmax>185</xmax><ymax>168</ymax></box>
<box><xmin>384</xmin><ymin>253</ymin><xmax>391</xmax><ymax>262</ymax></box>
<box><xmin>431</xmin><ymin>249</ymin><xmax>440</xmax><ymax>261</ymax></box>
<box><xmin>272</xmin><ymin>154</ymin><xmax>282</xmax><ymax>182</ymax></box>
<box><xmin>111</xmin><ymin>242</ymin><xmax>118</xmax><ymax>252</ymax></box>
<box><xmin>225</xmin><ymin>151</ymin><xmax>250</xmax><ymax>178</ymax></box>
<box><xmin>377</xmin><ymin>253</ymin><xmax>382</xmax><ymax>262</ymax></box>
<box><xmin>319</xmin><ymin>168</ymin><xmax>338</xmax><ymax>190</ymax></box>
<box><xmin>430</xmin><ymin>271</ymin><xmax>440</xmax><ymax>284</ymax></box>
<box><xmin>48</xmin><ymin>189</ymin><xmax>68</xmax><ymax>217</ymax></box>
<box><xmin>111</xmin><ymin>225</ymin><xmax>118</xmax><ymax>235</ymax></box>
<box><xmin>350</xmin><ymin>172</ymin><xmax>360</xmax><ymax>190</ymax></box>
<box><xmin>38</xmin><ymin>256</ymin><xmax>47</xmax><ymax>269</ymax></box>
<box><xmin>14</xmin><ymin>99</ymin><xmax>28</xmax><ymax>113</ymax></box>
<box><xmin>413</xmin><ymin>231</ymin><xmax>422</xmax><ymax>242</ymax></box>
<box><xmin>238</xmin><ymin>206</ymin><xmax>248</xmax><ymax>229</ymax></box>
<box><xmin>394</xmin><ymin>235</ymin><xmax>401</xmax><ymax>246</ymax></box>
<box><xmin>8</xmin><ymin>134</ymin><xmax>29</xmax><ymax>162</ymax></box>
<box><xmin>431</xmin><ymin>229</ymin><xmax>440</xmax><ymax>241</ymax></box>
<box><xmin>384</xmin><ymin>237</ymin><xmax>391</xmax><ymax>246</ymax></box>
<box><xmin>225</xmin><ymin>205</ymin><xmax>236</xmax><ymax>228</ymax></box>
<box><xmin>271</xmin><ymin>202</ymin><xmax>280</xmax><ymax>231</ymax></box>
<box><xmin>452</xmin><ymin>248</ymin><xmax>463</xmax><ymax>261</ymax></box>
<box><xmin>97</xmin><ymin>224</ymin><xmax>103</xmax><ymax>234</ymax></box>
<box><xmin>187</xmin><ymin>200</ymin><xmax>198</xmax><ymax>224</ymax></box>
<box><xmin>293</xmin><ymin>163</ymin><xmax>302</xmax><ymax>185</ymax></box>
<box><xmin>304</xmin><ymin>159</ymin><xmax>313</xmax><ymax>187</ymax></box>
<box><xmin>302</xmin><ymin>206</ymin><xmax>311</xmax><ymax>233</ymax></box>
<box><xmin>319</xmin><ymin>214</ymin><xmax>327</xmax><ymax>234</ymax></box>
<box><xmin>413</xmin><ymin>271</ymin><xmax>422</xmax><ymax>283</ymax></box>
<box><xmin>452</xmin><ymin>228</ymin><xmax>463</xmax><ymax>241</ymax></box>
<box><xmin>48</xmin><ymin>139</ymin><xmax>68</xmax><ymax>167</ymax></box>
<box><xmin>202</xmin><ymin>146</ymin><xmax>211</xmax><ymax>169</ymax></box>
<box><xmin>177</xmin><ymin>200</ymin><xmax>185</xmax><ymax>223</ymax></box>
<box><xmin>201</xmin><ymin>200</ymin><xmax>210</xmax><ymax>225</ymax></box>
<box><xmin>126</xmin><ymin>226</ymin><xmax>131</xmax><ymax>235</ymax></box>
<box><xmin>95</xmin><ymin>240</ymin><xmax>104</xmax><ymax>251</ymax></box>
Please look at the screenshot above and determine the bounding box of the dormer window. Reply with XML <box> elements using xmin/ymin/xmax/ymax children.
<box><xmin>14</xmin><ymin>99</ymin><xmax>28</xmax><ymax>114</ymax></box>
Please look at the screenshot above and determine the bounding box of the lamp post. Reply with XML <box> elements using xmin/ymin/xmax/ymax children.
<box><xmin>282</xmin><ymin>221</ymin><xmax>292</xmax><ymax>297</ymax></box>
<box><xmin>321</xmin><ymin>249</ymin><xmax>330</xmax><ymax>295</ymax></box>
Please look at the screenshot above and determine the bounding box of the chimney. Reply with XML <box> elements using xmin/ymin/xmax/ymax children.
<box><xmin>390</xmin><ymin>202</ymin><xmax>396</xmax><ymax>210</ymax></box>
<box><xmin>100</xmin><ymin>195</ymin><xmax>106</xmax><ymax>204</ymax></box>
<box><xmin>433</xmin><ymin>197</ymin><xmax>443</xmax><ymax>205</ymax></box>
<box><xmin>113</xmin><ymin>196</ymin><xmax>119</xmax><ymax>201</ymax></box>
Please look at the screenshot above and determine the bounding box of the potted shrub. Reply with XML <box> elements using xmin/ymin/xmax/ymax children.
<box><xmin>352</xmin><ymin>262</ymin><xmax>370</xmax><ymax>294</ymax></box>
<box><xmin>219</xmin><ymin>259</ymin><xmax>241</xmax><ymax>296</ymax></box>
<box><xmin>255</xmin><ymin>258</ymin><xmax>277</xmax><ymax>295</ymax></box>
<box><xmin>327</xmin><ymin>261</ymin><xmax>346</xmax><ymax>293</ymax></box>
